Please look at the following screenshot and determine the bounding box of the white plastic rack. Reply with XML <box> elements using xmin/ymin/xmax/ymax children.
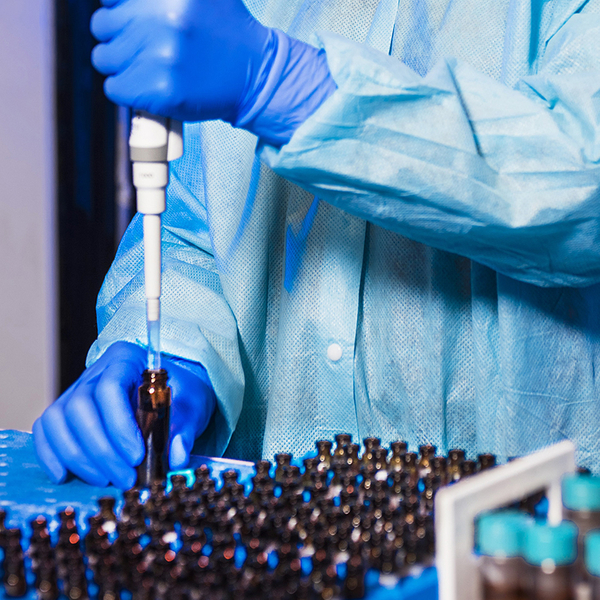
<box><xmin>435</xmin><ymin>440</ymin><xmax>577</xmax><ymax>600</ymax></box>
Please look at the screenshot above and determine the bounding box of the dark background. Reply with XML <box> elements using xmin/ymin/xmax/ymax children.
<box><xmin>55</xmin><ymin>0</ymin><xmax>130</xmax><ymax>391</ymax></box>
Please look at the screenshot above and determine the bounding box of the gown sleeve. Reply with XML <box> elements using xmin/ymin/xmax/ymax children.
<box><xmin>261</xmin><ymin>14</ymin><xmax>600</xmax><ymax>287</ymax></box>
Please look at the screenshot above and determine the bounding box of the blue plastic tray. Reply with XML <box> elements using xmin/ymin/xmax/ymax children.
<box><xmin>0</xmin><ymin>430</ymin><xmax>438</xmax><ymax>599</ymax></box>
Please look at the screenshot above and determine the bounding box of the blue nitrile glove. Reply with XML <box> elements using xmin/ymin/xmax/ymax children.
<box><xmin>90</xmin><ymin>0</ymin><xmax>336</xmax><ymax>146</ymax></box>
<box><xmin>33</xmin><ymin>341</ymin><xmax>216</xmax><ymax>489</ymax></box>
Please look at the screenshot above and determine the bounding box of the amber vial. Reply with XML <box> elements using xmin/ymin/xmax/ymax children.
<box><xmin>477</xmin><ymin>511</ymin><xmax>532</xmax><ymax>600</ymax></box>
<box><xmin>562</xmin><ymin>474</ymin><xmax>600</xmax><ymax>580</ymax></box>
<box><xmin>523</xmin><ymin>521</ymin><xmax>578</xmax><ymax>600</ymax></box>
<box><xmin>585</xmin><ymin>531</ymin><xmax>600</xmax><ymax>599</ymax></box>
<box><xmin>135</xmin><ymin>369</ymin><xmax>171</xmax><ymax>487</ymax></box>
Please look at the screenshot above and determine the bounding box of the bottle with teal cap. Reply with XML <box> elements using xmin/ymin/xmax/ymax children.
<box><xmin>562</xmin><ymin>474</ymin><xmax>600</xmax><ymax>577</ymax></box>
<box><xmin>523</xmin><ymin>520</ymin><xmax>578</xmax><ymax>600</ymax></box>
<box><xmin>585</xmin><ymin>531</ymin><xmax>600</xmax><ymax>599</ymax></box>
<box><xmin>476</xmin><ymin>511</ymin><xmax>532</xmax><ymax>599</ymax></box>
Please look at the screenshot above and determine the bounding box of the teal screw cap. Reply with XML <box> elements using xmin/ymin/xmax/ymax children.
<box><xmin>523</xmin><ymin>521</ymin><xmax>578</xmax><ymax>567</ymax></box>
<box><xmin>477</xmin><ymin>511</ymin><xmax>532</xmax><ymax>558</ymax></box>
<box><xmin>563</xmin><ymin>475</ymin><xmax>600</xmax><ymax>512</ymax></box>
<box><xmin>585</xmin><ymin>531</ymin><xmax>600</xmax><ymax>577</ymax></box>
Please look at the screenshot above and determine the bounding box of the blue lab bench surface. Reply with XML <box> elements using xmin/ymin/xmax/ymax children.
<box><xmin>0</xmin><ymin>430</ymin><xmax>439</xmax><ymax>599</ymax></box>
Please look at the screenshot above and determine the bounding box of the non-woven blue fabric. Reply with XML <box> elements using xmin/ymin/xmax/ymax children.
<box><xmin>89</xmin><ymin>0</ymin><xmax>600</xmax><ymax>470</ymax></box>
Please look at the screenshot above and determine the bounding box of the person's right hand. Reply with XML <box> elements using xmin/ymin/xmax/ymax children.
<box><xmin>89</xmin><ymin>0</ymin><xmax>336</xmax><ymax>147</ymax></box>
<box><xmin>33</xmin><ymin>341</ymin><xmax>216</xmax><ymax>489</ymax></box>
<box><xmin>90</xmin><ymin>0</ymin><xmax>271</xmax><ymax>124</ymax></box>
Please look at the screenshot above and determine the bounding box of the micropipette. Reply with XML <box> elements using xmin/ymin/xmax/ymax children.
<box><xmin>129</xmin><ymin>112</ymin><xmax>183</xmax><ymax>370</ymax></box>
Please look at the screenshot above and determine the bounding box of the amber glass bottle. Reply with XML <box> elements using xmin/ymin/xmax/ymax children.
<box><xmin>477</xmin><ymin>511</ymin><xmax>532</xmax><ymax>600</ymax></box>
<box><xmin>562</xmin><ymin>474</ymin><xmax>600</xmax><ymax>580</ymax></box>
<box><xmin>523</xmin><ymin>521</ymin><xmax>578</xmax><ymax>600</ymax></box>
<box><xmin>586</xmin><ymin>531</ymin><xmax>600</xmax><ymax>599</ymax></box>
<box><xmin>135</xmin><ymin>369</ymin><xmax>171</xmax><ymax>487</ymax></box>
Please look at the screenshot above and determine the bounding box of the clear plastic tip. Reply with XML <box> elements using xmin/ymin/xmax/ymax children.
<box><xmin>147</xmin><ymin>305</ymin><xmax>161</xmax><ymax>371</ymax></box>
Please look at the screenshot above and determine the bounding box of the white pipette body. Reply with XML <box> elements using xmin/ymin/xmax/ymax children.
<box><xmin>129</xmin><ymin>112</ymin><xmax>183</xmax><ymax>370</ymax></box>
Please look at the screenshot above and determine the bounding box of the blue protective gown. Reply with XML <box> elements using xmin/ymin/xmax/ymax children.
<box><xmin>88</xmin><ymin>0</ymin><xmax>600</xmax><ymax>470</ymax></box>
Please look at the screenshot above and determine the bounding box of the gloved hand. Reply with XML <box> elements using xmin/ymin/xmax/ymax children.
<box><xmin>90</xmin><ymin>0</ymin><xmax>336</xmax><ymax>146</ymax></box>
<box><xmin>33</xmin><ymin>341</ymin><xmax>216</xmax><ymax>489</ymax></box>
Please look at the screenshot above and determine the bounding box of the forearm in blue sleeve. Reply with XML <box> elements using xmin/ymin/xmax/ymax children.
<box><xmin>261</xmin><ymin>18</ymin><xmax>600</xmax><ymax>288</ymax></box>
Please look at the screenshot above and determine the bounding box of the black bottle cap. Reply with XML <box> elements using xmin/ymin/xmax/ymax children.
<box><xmin>335</xmin><ymin>433</ymin><xmax>352</xmax><ymax>448</ymax></box>
<box><xmin>462</xmin><ymin>459</ymin><xmax>477</xmax><ymax>476</ymax></box>
<box><xmin>477</xmin><ymin>453</ymin><xmax>497</xmax><ymax>471</ymax></box>
<box><xmin>275</xmin><ymin>453</ymin><xmax>292</xmax><ymax>466</ymax></box>
<box><xmin>418</xmin><ymin>444</ymin><xmax>436</xmax><ymax>457</ymax></box>
<box><xmin>448</xmin><ymin>448</ymin><xmax>465</xmax><ymax>463</ymax></box>
<box><xmin>363</xmin><ymin>437</ymin><xmax>381</xmax><ymax>450</ymax></box>
<box><xmin>391</xmin><ymin>441</ymin><xmax>408</xmax><ymax>455</ymax></box>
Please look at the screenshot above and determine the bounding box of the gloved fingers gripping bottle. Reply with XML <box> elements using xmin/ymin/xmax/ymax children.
<box><xmin>129</xmin><ymin>112</ymin><xmax>183</xmax><ymax>487</ymax></box>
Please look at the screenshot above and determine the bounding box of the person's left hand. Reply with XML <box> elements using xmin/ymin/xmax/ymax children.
<box><xmin>33</xmin><ymin>341</ymin><xmax>216</xmax><ymax>489</ymax></box>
